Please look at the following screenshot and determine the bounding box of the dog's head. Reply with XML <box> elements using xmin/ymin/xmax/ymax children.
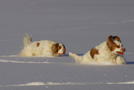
<box><xmin>52</xmin><ymin>43</ymin><xmax>66</xmax><ymax>56</ymax></box>
<box><xmin>57</xmin><ymin>43</ymin><xmax>66</xmax><ymax>55</ymax></box>
<box><xmin>107</xmin><ymin>35</ymin><xmax>125</xmax><ymax>55</ymax></box>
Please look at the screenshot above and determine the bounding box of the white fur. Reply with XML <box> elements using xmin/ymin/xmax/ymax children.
<box><xmin>69</xmin><ymin>41</ymin><xmax>126</xmax><ymax>65</ymax></box>
<box><xmin>18</xmin><ymin>34</ymin><xmax>65</xmax><ymax>57</ymax></box>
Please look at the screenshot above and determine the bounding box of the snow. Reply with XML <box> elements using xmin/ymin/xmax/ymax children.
<box><xmin>0</xmin><ymin>0</ymin><xmax>134</xmax><ymax>90</ymax></box>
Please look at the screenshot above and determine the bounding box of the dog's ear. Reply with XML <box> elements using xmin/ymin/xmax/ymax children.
<box><xmin>90</xmin><ymin>48</ymin><xmax>99</xmax><ymax>59</ymax></box>
<box><xmin>107</xmin><ymin>35</ymin><xmax>114</xmax><ymax>48</ymax></box>
<box><xmin>51</xmin><ymin>43</ymin><xmax>59</xmax><ymax>55</ymax></box>
<box><xmin>107</xmin><ymin>35</ymin><xmax>114</xmax><ymax>42</ymax></box>
<box><xmin>58</xmin><ymin>45</ymin><xmax>61</xmax><ymax>51</ymax></box>
<box><xmin>113</xmin><ymin>36</ymin><xmax>121</xmax><ymax>42</ymax></box>
<box><xmin>107</xmin><ymin>35</ymin><xmax>118</xmax><ymax>51</ymax></box>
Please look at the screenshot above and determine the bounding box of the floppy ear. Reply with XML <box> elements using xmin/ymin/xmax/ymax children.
<box><xmin>107</xmin><ymin>35</ymin><xmax>114</xmax><ymax>51</ymax></box>
<box><xmin>58</xmin><ymin>45</ymin><xmax>61</xmax><ymax>51</ymax></box>
<box><xmin>51</xmin><ymin>43</ymin><xmax>59</xmax><ymax>55</ymax></box>
<box><xmin>107</xmin><ymin>35</ymin><xmax>113</xmax><ymax>42</ymax></box>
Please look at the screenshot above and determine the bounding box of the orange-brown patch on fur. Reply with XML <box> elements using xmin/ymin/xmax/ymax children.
<box><xmin>90</xmin><ymin>48</ymin><xmax>99</xmax><ymax>59</ymax></box>
<box><xmin>58</xmin><ymin>46</ymin><xmax>61</xmax><ymax>51</ymax></box>
<box><xmin>36</xmin><ymin>43</ymin><xmax>40</xmax><ymax>47</ymax></box>
<box><xmin>107</xmin><ymin>35</ymin><xmax>120</xmax><ymax>51</ymax></box>
<box><xmin>51</xmin><ymin>43</ymin><xmax>59</xmax><ymax>55</ymax></box>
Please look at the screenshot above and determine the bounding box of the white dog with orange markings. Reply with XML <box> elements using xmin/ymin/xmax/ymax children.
<box><xmin>69</xmin><ymin>35</ymin><xmax>126</xmax><ymax>65</ymax></box>
<box><xmin>18</xmin><ymin>33</ymin><xmax>66</xmax><ymax>57</ymax></box>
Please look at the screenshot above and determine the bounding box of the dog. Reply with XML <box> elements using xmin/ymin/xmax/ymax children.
<box><xmin>18</xmin><ymin>33</ymin><xmax>66</xmax><ymax>57</ymax></box>
<box><xmin>69</xmin><ymin>35</ymin><xmax>126</xmax><ymax>65</ymax></box>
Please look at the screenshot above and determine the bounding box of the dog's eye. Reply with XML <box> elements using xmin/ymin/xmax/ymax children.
<box><xmin>117</xmin><ymin>46</ymin><xmax>120</xmax><ymax>48</ymax></box>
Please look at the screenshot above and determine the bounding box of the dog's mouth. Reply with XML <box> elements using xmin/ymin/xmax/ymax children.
<box><xmin>116</xmin><ymin>51</ymin><xmax>124</xmax><ymax>55</ymax></box>
<box><xmin>116</xmin><ymin>48</ymin><xmax>126</xmax><ymax>55</ymax></box>
<box><xmin>58</xmin><ymin>49</ymin><xmax>66</xmax><ymax>55</ymax></box>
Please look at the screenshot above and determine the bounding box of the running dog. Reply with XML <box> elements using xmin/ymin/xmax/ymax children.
<box><xmin>69</xmin><ymin>35</ymin><xmax>126</xmax><ymax>65</ymax></box>
<box><xmin>19</xmin><ymin>33</ymin><xmax>66</xmax><ymax>57</ymax></box>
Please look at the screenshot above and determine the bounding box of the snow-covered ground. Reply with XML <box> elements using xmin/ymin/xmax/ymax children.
<box><xmin>0</xmin><ymin>0</ymin><xmax>134</xmax><ymax>90</ymax></box>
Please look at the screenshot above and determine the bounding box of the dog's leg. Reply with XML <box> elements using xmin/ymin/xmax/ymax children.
<box><xmin>18</xmin><ymin>48</ymin><xmax>34</xmax><ymax>57</ymax></box>
<box><xmin>116</xmin><ymin>56</ymin><xmax>126</xmax><ymax>64</ymax></box>
<box><xmin>69</xmin><ymin>52</ymin><xmax>82</xmax><ymax>63</ymax></box>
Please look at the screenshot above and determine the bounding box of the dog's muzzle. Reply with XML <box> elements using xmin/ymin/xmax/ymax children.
<box><xmin>59</xmin><ymin>48</ymin><xmax>66</xmax><ymax>55</ymax></box>
<box><xmin>116</xmin><ymin>48</ymin><xmax>126</xmax><ymax>55</ymax></box>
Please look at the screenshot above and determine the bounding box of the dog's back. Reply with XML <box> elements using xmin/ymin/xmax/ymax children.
<box><xmin>18</xmin><ymin>34</ymin><xmax>57</xmax><ymax>57</ymax></box>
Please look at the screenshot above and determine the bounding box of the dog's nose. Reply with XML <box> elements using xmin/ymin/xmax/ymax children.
<box><xmin>122</xmin><ymin>48</ymin><xmax>126</xmax><ymax>52</ymax></box>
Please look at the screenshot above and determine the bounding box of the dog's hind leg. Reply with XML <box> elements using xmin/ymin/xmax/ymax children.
<box><xmin>69</xmin><ymin>52</ymin><xmax>82</xmax><ymax>63</ymax></box>
<box><xmin>18</xmin><ymin>48</ymin><xmax>34</xmax><ymax>57</ymax></box>
<box><xmin>116</xmin><ymin>56</ymin><xmax>126</xmax><ymax>64</ymax></box>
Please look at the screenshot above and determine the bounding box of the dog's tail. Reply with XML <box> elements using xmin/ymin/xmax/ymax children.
<box><xmin>69</xmin><ymin>52</ymin><xmax>82</xmax><ymax>63</ymax></box>
<box><xmin>23</xmin><ymin>33</ymin><xmax>32</xmax><ymax>46</ymax></box>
